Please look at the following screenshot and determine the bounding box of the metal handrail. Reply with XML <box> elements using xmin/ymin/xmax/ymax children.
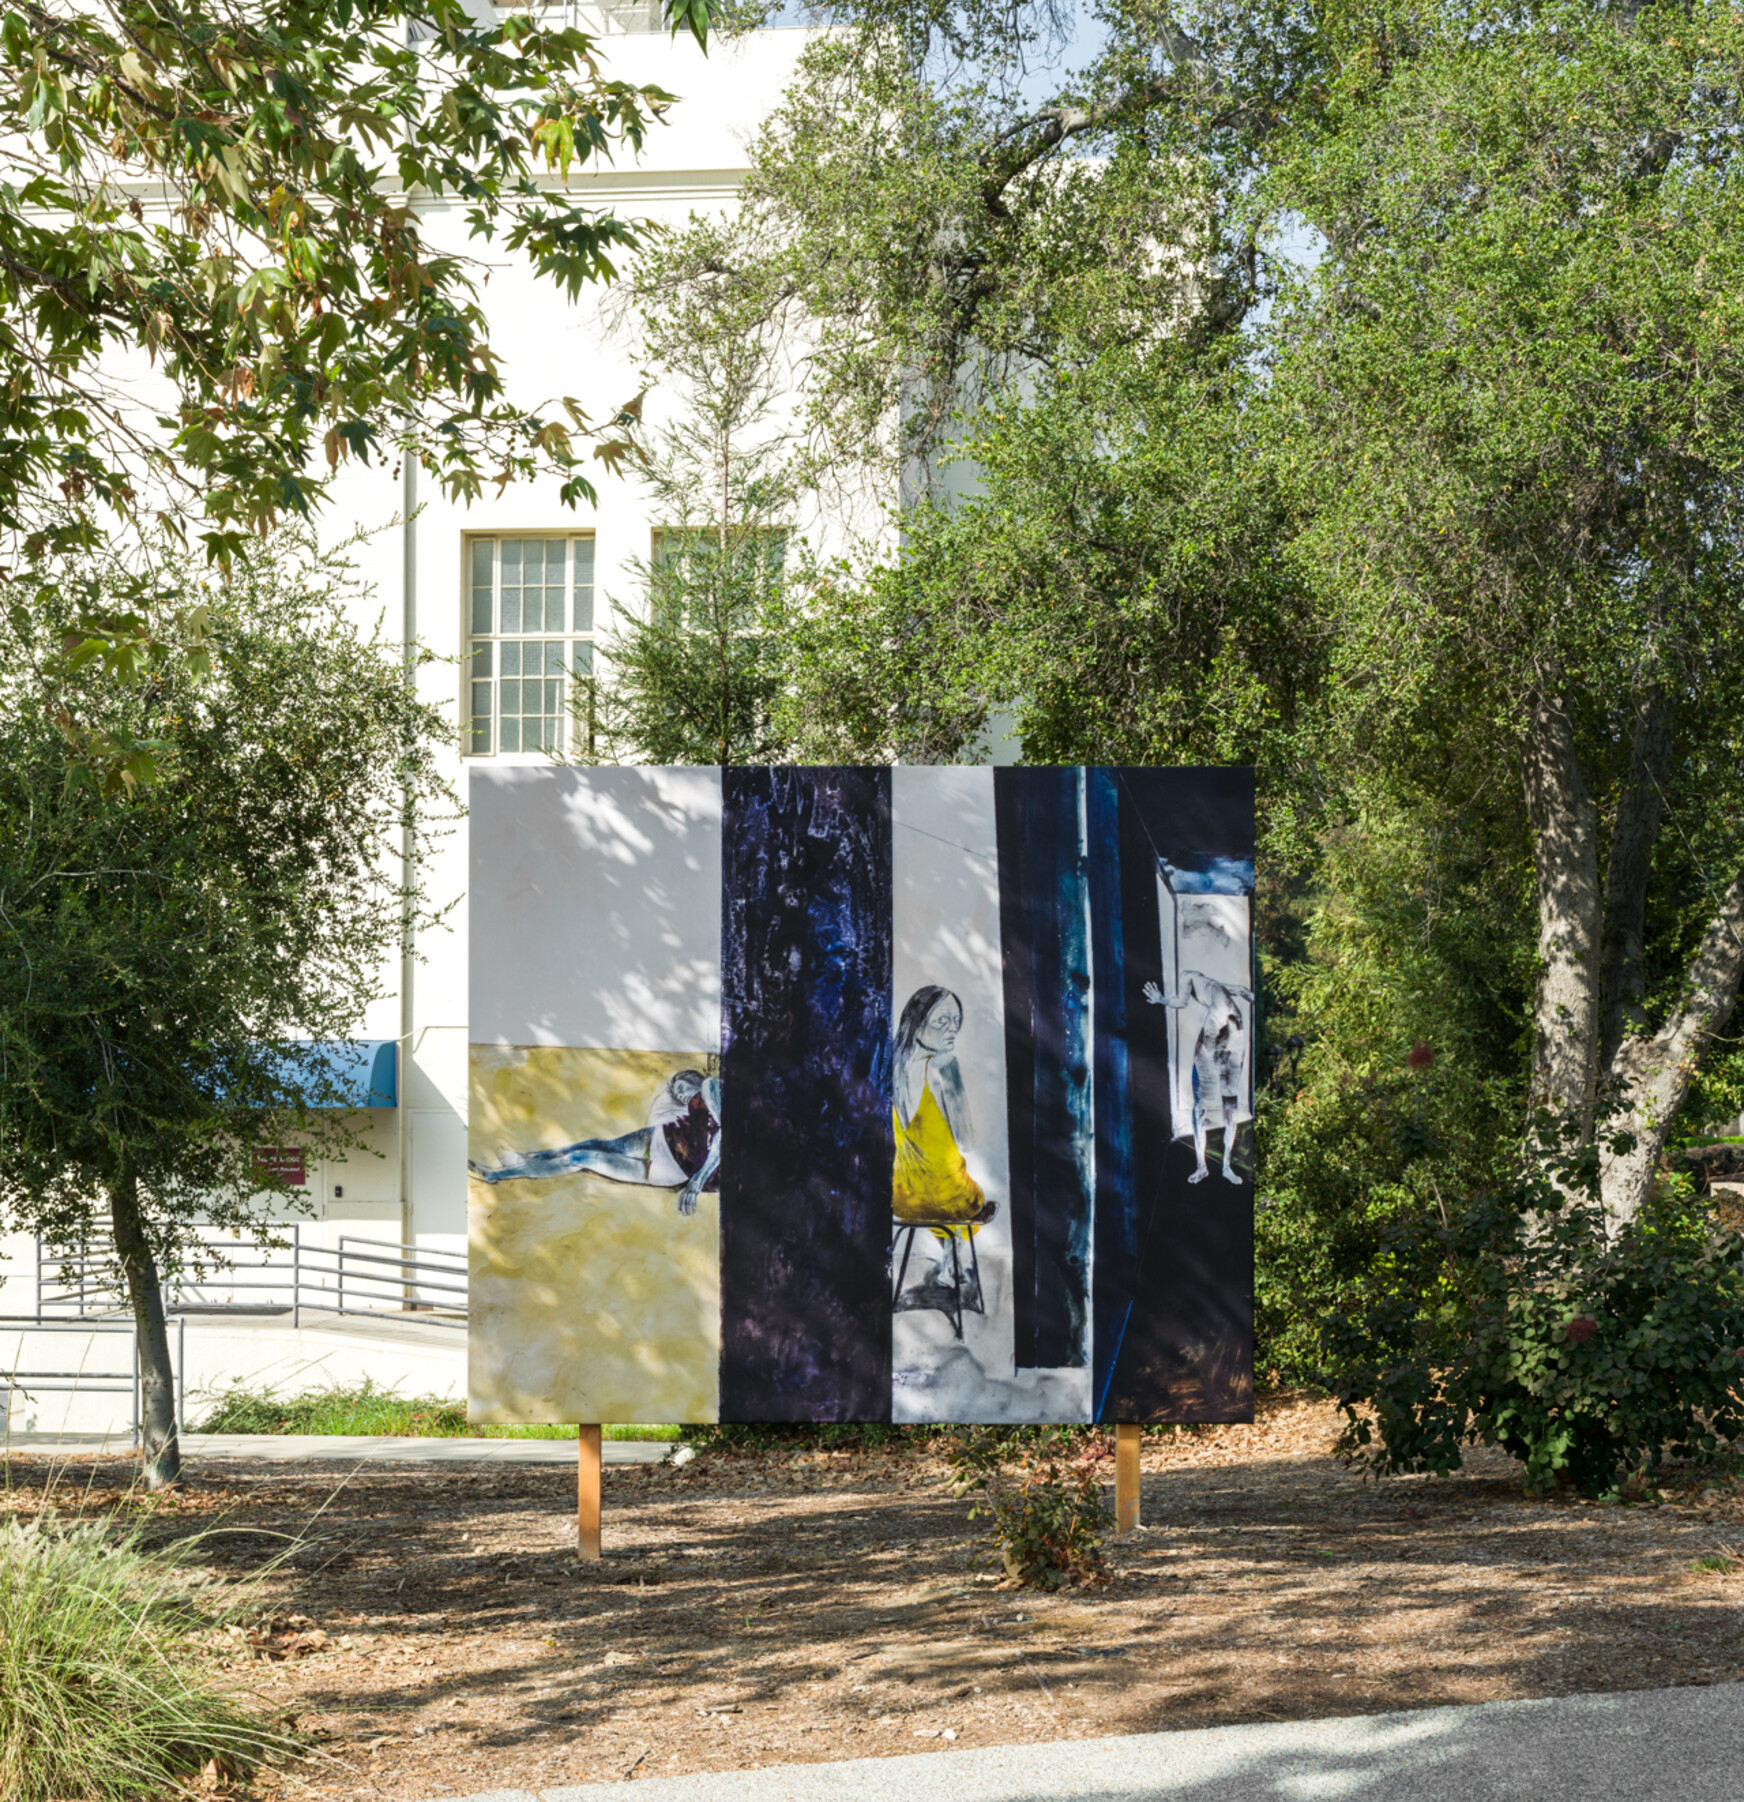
<box><xmin>33</xmin><ymin>1227</ymin><xmax>467</xmax><ymax>1329</ymax></box>
<box><xmin>0</xmin><ymin>1317</ymin><xmax>186</xmax><ymax>1442</ymax></box>
<box><xmin>333</xmin><ymin>1237</ymin><xmax>466</xmax><ymax>1324</ymax></box>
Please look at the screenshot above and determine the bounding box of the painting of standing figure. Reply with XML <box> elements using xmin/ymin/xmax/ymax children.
<box><xmin>468</xmin><ymin>763</ymin><xmax>1254</xmax><ymax>1429</ymax></box>
<box><xmin>1152</xmin><ymin>859</ymin><xmax>1255</xmax><ymax>1185</ymax></box>
<box><xmin>1143</xmin><ymin>973</ymin><xmax>1253</xmax><ymax>1184</ymax></box>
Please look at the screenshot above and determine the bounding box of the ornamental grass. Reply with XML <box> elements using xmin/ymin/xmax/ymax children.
<box><xmin>0</xmin><ymin>1507</ymin><xmax>293</xmax><ymax>1800</ymax></box>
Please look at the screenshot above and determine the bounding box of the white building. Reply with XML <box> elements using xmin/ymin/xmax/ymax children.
<box><xmin>0</xmin><ymin>16</ymin><xmax>842</xmax><ymax>1434</ymax></box>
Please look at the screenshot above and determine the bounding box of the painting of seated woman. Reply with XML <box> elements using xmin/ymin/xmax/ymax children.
<box><xmin>892</xmin><ymin>984</ymin><xmax>996</xmax><ymax>1331</ymax></box>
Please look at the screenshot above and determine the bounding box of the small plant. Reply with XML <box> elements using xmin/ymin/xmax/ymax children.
<box><xmin>947</xmin><ymin>1427</ymin><xmax>1113</xmax><ymax>1589</ymax></box>
<box><xmin>1691</xmin><ymin>1553</ymin><xmax>1736</xmax><ymax>1574</ymax></box>
<box><xmin>0</xmin><ymin>1510</ymin><xmax>293</xmax><ymax>1800</ymax></box>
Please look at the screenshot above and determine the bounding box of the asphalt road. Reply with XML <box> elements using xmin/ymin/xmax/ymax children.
<box><xmin>434</xmin><ymin>1683</ymin><xmax>1744</xmax><ymax>1801</ymax></box>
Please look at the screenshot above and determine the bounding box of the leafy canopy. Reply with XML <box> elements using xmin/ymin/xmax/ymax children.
<box><xmin>1271</xmin><ymin>0</ymin><xmax>1744</xmax><ymax>786</ymax></box>
<box><xmin>0</xmin><ymin>0</ymin><xmax>709</xmax><ymax>581</ymax></box>
<box><xmin>0</xmin><ymin>530</ymin><xmax>453</xmax><ymax>1258</ymax></box>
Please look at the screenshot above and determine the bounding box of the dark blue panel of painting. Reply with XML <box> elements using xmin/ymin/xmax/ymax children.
<box><xmin>994</xmin><ymin>767</ymin><xmax>1092</xmax><ymax>1371</ymax></box>
<box><xmin>719</xmin><ymin>767</ymin><xmax>894</xmax><ymax>1421</ymax></box>
<box><xmin>1085</xmin><ymin>768</ymin><xmax>1137</xmax><ymax>1421</ymax></box>
<box><xmin>1099</xmin><ymin>766</ymin><xmax>1255</xmax><ymax>1422</ymax></box>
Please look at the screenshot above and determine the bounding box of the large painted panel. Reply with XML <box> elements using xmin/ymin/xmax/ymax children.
<box><xmin>468</xmin><ymin>768</ymin><xmax>725</xmax><ymax>1422</ymax></box>
<box><xmin>1095</xmin><ymin>768</ymin><xmax>1256</xmax><ymax>1422</ymax></box>
<box><xmin>993</xmin><ymin>767</ymin><xmax>1094</xmax><ymax>1374</ymax></box>
<box><xmin>467</xmin><ymin>765</ymin><xmax>1253</xmax><ymax>1427</ymax></box>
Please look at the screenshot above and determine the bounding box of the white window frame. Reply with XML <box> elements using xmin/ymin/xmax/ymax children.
<box><xmin>464</xmin><ymin>534</ymin><xmax>596</xmax><ymax>756</ymax></box>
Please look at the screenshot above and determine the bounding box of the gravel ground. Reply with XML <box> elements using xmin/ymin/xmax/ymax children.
<box><xmin>8</xmin><ymin>1394</ymin><xmax>1744</xmax><ymax>1800</ymax></box>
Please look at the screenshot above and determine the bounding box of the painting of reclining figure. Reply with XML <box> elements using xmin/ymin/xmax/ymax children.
<box><xmin>468</xmin><ymin>764</ymin><xmax>1254</xmax><ymax>1427</ymax></box>
<box><xmin>475</xmin><ymin>1065</ymin><xmax>721</xmax><ymax>1211</ymax></box>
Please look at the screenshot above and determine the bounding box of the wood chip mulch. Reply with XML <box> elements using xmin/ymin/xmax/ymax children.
<box><xmin>9</xmin><ymin>1394</ymin><xmax>1744</xmax><ymax>1799</ymax></box>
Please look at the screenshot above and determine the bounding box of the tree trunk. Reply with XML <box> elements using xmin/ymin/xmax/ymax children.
<box><xmin>1598</xmin><ymin>682</ymin><xmax>1676</xmax><ymax>1073</ymax></box>
<box><xmin>1522</xmin><ymin>687</ymin><xmax>1602</xmax><ymax>1129</ymax></box>
<box><xmin>1600</xmin><ymin>871</ymin><xmax>1744</xmax><ymax>1226</ymax></box>
<box><xmin>110</xmin><ymin>1159</ymin><xmax>181</xmax><ymax>1487</ymax></box>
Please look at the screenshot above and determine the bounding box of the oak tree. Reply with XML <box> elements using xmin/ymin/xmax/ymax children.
<box><xmin>0</xmin><ymin>532</ymin><xmax>452</xmax><ymax>1485</ymax></box>
<box><xmin>737</xmin><ymin>0</ymin><xmax>1744</xmax><ymax>1225</ymax></box>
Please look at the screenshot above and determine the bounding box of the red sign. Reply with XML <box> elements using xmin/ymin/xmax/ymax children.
<box><xmin>254</xmin><ymin>1147</ymin><xmax>306</xmax><ymax>1186</ymax></box>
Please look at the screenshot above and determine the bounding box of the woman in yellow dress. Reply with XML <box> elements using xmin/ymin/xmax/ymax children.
<box><xmin>892</xmin><ymin>986</ymin><xmax>996</xmax><ymax>1327</ymax></box>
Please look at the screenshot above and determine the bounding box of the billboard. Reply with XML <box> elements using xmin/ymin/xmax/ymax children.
<box><xmin>467</xmin><ymin>766</ymin><xmax>1254</xmax><ymax>1426</ymax></box>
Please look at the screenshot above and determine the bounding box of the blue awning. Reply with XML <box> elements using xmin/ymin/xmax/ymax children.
<box><xmin>281</xmin><ymin>1040</ymin><xmax>397</xmax><ymax>1108</ymax></box>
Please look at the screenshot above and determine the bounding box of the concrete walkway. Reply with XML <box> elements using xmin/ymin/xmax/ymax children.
<box><xmin>4</xmin><ymin>1433</ymin><xmax>673</xmax><ymax>1465</ymax></box>
<box><xmin>438</xmin><ymin>1683</ymin><xmax>1744</xmax><ymax>1802</ymax></box>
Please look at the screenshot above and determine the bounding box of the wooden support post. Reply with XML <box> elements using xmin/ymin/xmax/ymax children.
<box><xmin>1115</xmin><ymin>1423</ymin><xmax>1141</xmax><ymax>1533</ymax></box>
<box><xmin>578</xmin><ymin>1424</ymin><xmax>602</xmax><ymax>1561</ymax></box>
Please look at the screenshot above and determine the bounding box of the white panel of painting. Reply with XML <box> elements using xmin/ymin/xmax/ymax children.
<box><xmin>469</xmin><ymin>766</ymin><xmax>722</xmax><ymax>1053</ymax></box>
<box><xmin>890</xmin><ymin>766</ymin><xmax>1089</xmax><ymax>1423</ymax></box>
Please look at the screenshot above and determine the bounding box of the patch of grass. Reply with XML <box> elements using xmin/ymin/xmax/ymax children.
<box><xmin>192</xmin><ymin>1378</ymin><xmax>680</xmax><ymax>1441</ymax></box>
<box><xmin>0</xmin><ymin>1509</ymin><xmax>293</xmax><ymax>1801</ymax></box>
<box><xmin>1691</xmin><ymin>1554</ymin><xmax>1736</xmax><ymax>1574</ymax></box>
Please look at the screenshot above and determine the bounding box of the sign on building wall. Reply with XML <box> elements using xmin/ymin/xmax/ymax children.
<box><xmin>254</xmin><ymin>1147</ymin><xmax>306</xmax><ymax>1187</ymax></box>
<box><xmin>467</xmin><ymin>766</ymin><xmax>1255</xmax><ymax>1427</ymax></box>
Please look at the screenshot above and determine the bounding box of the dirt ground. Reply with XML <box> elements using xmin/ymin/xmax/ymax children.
<box><xmin>11</xmin><ymin>1394</ymin><xmax>1744</xmax><ymax>1800</ymax></box>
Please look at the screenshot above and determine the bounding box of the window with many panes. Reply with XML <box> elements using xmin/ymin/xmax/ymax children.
<box><xmin>466</xmin><ymin>536</ymin><xmax>595</xmax><ymax>754</ymax></box>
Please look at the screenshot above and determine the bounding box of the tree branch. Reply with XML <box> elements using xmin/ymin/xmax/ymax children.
<box><xmin>1600</xmin><ymin>868</ymin><xmax>1744</xmax><ymax>1225</ymax></box>
<box><xmin>1598</xmin><ymin>678</ymin><xmax>1676</xmax><ymax>1074</ymax></box>
<box><xmin>977</xmin><ymin>12</ymin><xmax>1247</xmax><ymax>206</ymax></box>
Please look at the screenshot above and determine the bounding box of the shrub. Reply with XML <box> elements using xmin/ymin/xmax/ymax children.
<box><xmin>196</xmin><ymin>1375</ymin><xmax>474</xmax><ymax>1436</ymax></box>
<box><xmin>1252</xmin><ymin>799</ymin><xmax>1532</xmax><ymax>1387</ymax></box>
<box><xmin>946</xmin><ymin>1428</ymin><xmax>1113</xmax><ymax>1588</ymax></box>
<box><xmin>0</xmin><ymin>1511</ymin><xmax>291</xmax><ymax>1801</ymax></box>
<box><xmin>1326</xmin><ymin>1131</ymin><xmax>1744</xmax><ymax>1498</ymax></box>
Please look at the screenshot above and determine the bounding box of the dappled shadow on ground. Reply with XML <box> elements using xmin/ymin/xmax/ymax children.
<box><xmin>6</xmin><ymin>1400</ymin><xmax>1744</xmax><ymax>1800</ymax></box>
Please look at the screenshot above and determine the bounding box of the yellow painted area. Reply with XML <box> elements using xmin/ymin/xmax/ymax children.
<box><xmin>468</xmin><ymin>1045</ymin><xmax>720</xmax><ymax>1425</ymax></box>
<box><xmin>893</xmin><ymin>1084</ymin><xmax>987</xmax><ymax>1226</ymax></box>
